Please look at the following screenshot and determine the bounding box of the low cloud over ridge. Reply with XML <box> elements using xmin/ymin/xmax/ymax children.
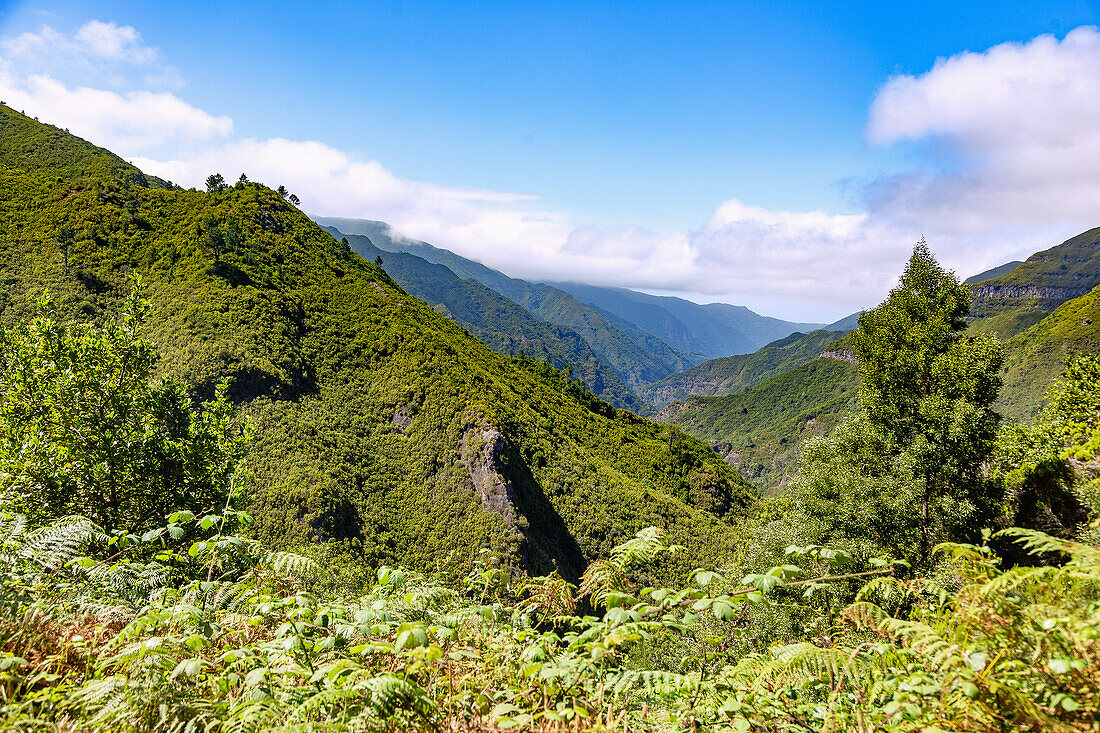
<box><xmin>2</xmin><ymin>21</ymin><xmax>1098</xmax><ymax>320</ymax></box>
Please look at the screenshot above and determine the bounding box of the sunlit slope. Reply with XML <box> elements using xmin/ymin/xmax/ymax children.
<box><xmin>638</xmin><ymin>329</ymin><xmax>849</xmax><ymax>406</ymax></box>
<box><xmin>968</xmin><ymin>228</ymin><xmax>1100</xmax><ymax>339</ymax></box>
<box><xmin>0</xmin><ymin>104</ymin><xmax>756</xmax><ymax>578</ymax></box>
<box><xmin>324</xmin><ymin>228</ymin><xmax>643</xmax><ymax>411</ymax></box>
<box><xmin>996</xmin><ymin>285</ymin><xmax>1100</xmax><ymax>421</ymax></box>
<box><xmin>656</xmin><ymin>357</ymin><xmax>860</xmax><ymax>491</ymax></box>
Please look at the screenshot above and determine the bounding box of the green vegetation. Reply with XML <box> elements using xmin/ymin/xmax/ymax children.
<box><xmin>327</xmin><ymin>229</ymin><xmax>643</xmax><ymax>411</ymax></box>
<box><xmin>0</xmin><ymin>284</ymin><xmax>247</xmax><ymax>532</ymax></box>
<box><xmin>0</xmin><ymin>103</ymin><xmax>754</xmax><ymax>581</ymax></box>
<box><xmin>0</xmin><ymin>335</ymin><xmax>1097</xmax><ymax>731</ymax></box>
<box><xmin>658</xmin><ymin>358</ymin><xmax>859</xmax><ymax>490</ymax></box>
<box><xmin>967</xmin><ymin>227</ymin><xmax>1100</xmax><ymax>340</ymax></box>
<box><xmin>318</xmin><ymin>218</ymin><xmax>704</xmax><ymax>392</ymax></box>
<box><xmin>798</xmin><ymin>242</ymin><xmax>1004</xmax><ymax>566</ymax></box>
<box><xmin>996</xmin><ymin>284</ymin><xmax>1100</xmax><ymax>421</ymax></box>
<box><xmin>639</xmin><ymin>329</ymin><xmax>849</xmax><ymax>406</ymax></box>
<box><xmin>3</xmin><ymin>105</ymin><xmax>1099</xmax><ymax>733</ymax></box>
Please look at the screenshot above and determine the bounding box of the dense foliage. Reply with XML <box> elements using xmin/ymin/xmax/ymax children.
<box><xmin>0</xmin><ymin>103</ymin><xmax>755</xmax><ymax>581</ymax></box>
<box><xmin>796</xmin><ymin>243</ymin><xmax>1004</xmax><ymax>566</ymax></box>
<box><xmin>638</xmin><ymin>329</ymin><xmax>850</xmax><ymax>407</ymax></box>
<box><xmin>0</xmin><ymin>283</ymin><xmax>247</xmax><ymax>533</ymax></box>
<box><xmin>659</xmin><ymin>358</ymin><xmax>860</xmax><ymax>490</ymax></box>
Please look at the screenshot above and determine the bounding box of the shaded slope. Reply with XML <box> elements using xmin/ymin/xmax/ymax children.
<box><xmin>965</xmin><ymin>261</ymin><xmax>1023</xmax><ymax>284</ymax></box>
<box><xmin>0</xmin><ymin>104</ymin><xmax>756</xmax><ymax>579</ymax></box>
<box><xmin>638</xmin><ymin>329</ymin><xmax>849</xmax><ymax>406</ymax></box>
<box><xmin>323</xmin><ymin>228</ymin><xmax>642</xmax><ymax>411</ymax></box>
<box><xmin>313</xmin><ymin>217</ymin><xmax>702</xmax><ymax>391</ymax></box>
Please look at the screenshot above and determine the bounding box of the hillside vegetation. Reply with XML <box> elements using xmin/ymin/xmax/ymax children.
<box><xmin>2</xmin><ymin>239</ymin><xmax>1097</xmax><ymax>731</ymax></box>
<box><xmin>658</xmin><ymin>357</ymin><xmax>860</xmax><ymax>490</ymax></box>
<box><xmin>315</xmin><ymin>217</ymin><xmax>703</xmax><ymax>392</ymax></box>
<box><xmin>658</xmin><ymin>232</ymin><xmax>1100</xmax><ymax>490</ymax></box>
<box><xmin>968</xmin><ymin>227</ymin><xmax>1100</xmax><ymax>339</ymax></box>
<box><xmin>997</xmin><ymin>284</ymin><xmax>1100</xmax><ymax>421</ymax></box>
<box><xmin>324</xmin><ymin>228</ymin><xmax>643</xmax><ymax>411</ymax></box>
<box><xmin>639</xmin><ymin>329</ymin><xmax>848</xmax><ymax>406</ymax></box>
<box><xmin>0</xmin><ymin>104</ymin><xmax>756</xmax><ymax>580</ymax></box>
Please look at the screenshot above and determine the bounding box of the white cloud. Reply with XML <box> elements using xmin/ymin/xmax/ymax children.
<box><xmin>867</xmin><ymin>26</ymin><xmax>1100</xmax><ymax>237</ymax></box>
<box><xmin>4</xmin><ymin>19</ymin><xmax>1098</xmax><ymax>321</ymax></box>
<box><xmin>0</xmin><ymin>71</ymin><xmax>232</xmax><ymax>151</ymax></box>
<box><xmin>73</xmin><ymin>20</ymin><xmax>157</xmax><ymax>64</ymax></box>
<box><xmin>0</xmin><ymin>20</ymin><xmax>178</xmax><ymax>90</ymax></box>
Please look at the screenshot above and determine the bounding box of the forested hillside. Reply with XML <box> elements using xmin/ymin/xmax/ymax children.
<box><xmin>315</xmin><ymin>217</ymin><xmax>709</xmax><ymax>390</ymax></box>
<box><xmin>639</xmin><ymin>329</ymin><xmax>849</xmax><ymax>406</ymax></box>
<box><xmin>658</xmin><ymin>356</ymin><xmax>860</xmax><ymax>489</ymax></box>
<box><xmin>968</xmin><ymin>227</ymin><xmax>1100</xmax><ymax>338</ymax></box>
<box><xmin>658</xmin><ymin>233</ymin><xmax>1100</xmax><ymax>490</ymax></box>
<box><xmin>997</xmin><ymin>284</ymin><xmax>1100</xmax><ymax>420</ymax></box>
<box><xmin>0</xmin><ymin>104</ymin><xmax>756</xmax><ymax>579</ymax></box>
<box><xmin>321</xmin><ymin>228</ymin><xmax>643</xmax><ymax>411</ymax></box>
<box><xmin>2</xmin><ymin>234</ymin><xmax>1096</xmax><ymax>731</ymax></box>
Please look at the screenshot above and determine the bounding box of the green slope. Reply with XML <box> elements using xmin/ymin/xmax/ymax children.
<box><xmin>0</xmin><ymin>104</ymin><xmax>756</xmax><ymax>579</ymax></box>
<box><xmin>657</xmin><ymin>357</ymin><xmax>860</xmax><ymax>491</ymax></box>
<box><xmin>312</xmin><ymin>217</ymin><xmax>703</xmax><ymax>391</ymax></box>
<box><xmin>996</xmin><ymin>285</ymin><xmax>1100</xmax><ymax>421</ymax></box>
<box><xmin>968</xmin><ymin>228</ymin><xmax>1100</xmax><ymax>339</ymax></box>
<box><xmin>323</xmin><ymin>228</ymin><xmax>643</xmax><ymax>412</ymax></box>
<box><xmin>653</xmin><ymin>227</ymin><xmax>1100</xmax><ymax>492</ymax></box>
<box><xmin>638</xmin><ymin>329</ymin><xmax>849</xmax><ymax>406</ymax></box>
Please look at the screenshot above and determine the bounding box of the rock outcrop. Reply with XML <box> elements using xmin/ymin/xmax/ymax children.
<box><xmin>820</xmin><ymin>348</ymin><xmax>858</xmax><ymax>364</ymax></box>
<box><xmin>461</xmin><ymin>427</ymin><xmax>520</xmax><ymax>528</ymax></box>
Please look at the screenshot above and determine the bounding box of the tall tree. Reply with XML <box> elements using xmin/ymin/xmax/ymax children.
<box><xmin>795</xmin><ymin>241</ymin><xmax>1004</xmax><ymax>564</ymax></box>
<box><xmin>205</xmin><ymin>173</ymin><xmax>228</xmax><ymax>193</ymax></box>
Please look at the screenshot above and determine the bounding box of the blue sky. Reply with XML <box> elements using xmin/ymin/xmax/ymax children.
<box><xmin>2</xmin><ymin>1</ymin><xmax>1100</xmax><ymax>319</ymax></box>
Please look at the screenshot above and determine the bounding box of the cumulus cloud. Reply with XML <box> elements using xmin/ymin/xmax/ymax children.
<box><xmin>3</xmin><ymin>19</ymin><xmax>1098</xmax><ymax>320</ymax></box>
<box><xmin>0</xmin><ymin>19</ymin><xmax>178</xmax><ymax>89</ymax></box>
<box><xmin>867</xmin><ymin>26</ymin><xmax>1100</xmax><ymax>236</ymax></box>
<box><xmin>0</xmin><ymin>72</ymin><xmax>232</xmax><ymax>151</ymax></box>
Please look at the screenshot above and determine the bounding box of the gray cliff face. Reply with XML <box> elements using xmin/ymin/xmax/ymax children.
<box><xmin>461</xmin><ymin>427</ymin><xmax>519</xmax><ymax>528</ymax></box>
<box><xmin>820</xmin><ymin>349</ymin><xmax>858</xmax><ymax>364</ymax></box>
<box><xmin>970</xmin><ymin>284</ymin><xmax>1092</xmax><ymax>300</ymax></box>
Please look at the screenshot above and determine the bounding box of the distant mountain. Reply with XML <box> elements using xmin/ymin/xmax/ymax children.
<box><xmin>321</xmin><ymin>227</ymin><xmax>643</xmax><ymax>411</ymax></box>
<box><xmin>964</xmin><ymin>261</ymin><xmax>1023</xmax><ymax>284</ymax></box>
<box><xmin>312</xmin><ymin>217</ymin><xmax>703</xmax><ymax>391</ymax></box>
<box><xmin>546</xmin><ymin>282</ymin><xmax>825</xmax><ymax>359</ymax></box>
<box><xmin>637</xmin><ymin>329</ymin><xmax>850</xmax><ymax>406</ymax></box>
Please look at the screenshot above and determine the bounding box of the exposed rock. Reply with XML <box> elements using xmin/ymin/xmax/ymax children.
<box><xmin>820</xmin><ymin>348</ymin><xmax>858</xmax><ymax>364</ymax></box>
<box><xmin>392</xmin><ymin>405</ymin><xmax>413</xmax><ymax>432</ymax></box>
<box><xmin>970</xmin><ymin>284</ymin><xmax>1092</xmax><ymax>300</ymax></box>
<box><xmin>461</xmin><ymin>427</ymin><xmax>519</xmax><ymax>528</ymax></box>
<box><xmin>708</xmin><ymin>439</ymin><xmax>741</xmax><ymax>466</ymax></box>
